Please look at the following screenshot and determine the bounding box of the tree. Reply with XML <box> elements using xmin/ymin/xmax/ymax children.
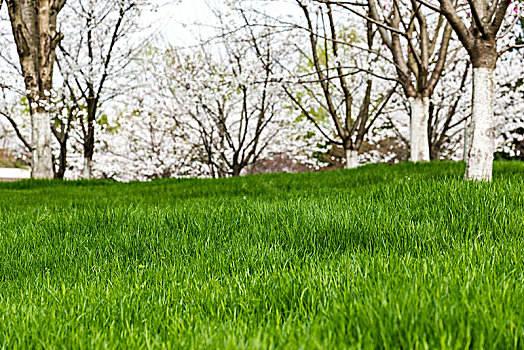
<box><xmin>428</xmin><ymin>60</ymin><xmax>471</xmax><ymax>159</ymax></box>
<box><xmin>493</xmin><ymin>42</ymin><xmax>524</xmax><ymax>160</ymax></box>
<box><xmin>50</xmin><ymin>91</ymin><xmax>78</xmax><ymax>179</ymax></box>
<box><xmin>0</xmin><ymin>95</ymin><xmax>32</xmax><ymax>155</ymax></box>
<box><xmin>57</xmin><ymin>0</ymin><xmax>143</xmax><ymax>179</ymax></box>
<box><xmin>173</xmin><ymin>47</ymin><xmax>283</xmax><ymax>177</ymax></box>
<box><xmin>287</xmin><ymin>1</ymin><xmax>396</xmax><ymax>169</ymax></box>
<box><xmin>92</xmin><ymin>51</ymin><xmax>201</xmax><ymax>181</ymax></box>
<box><xmin>416</xmin><ymin>0</ymin><xmax>522</xmax><ymax>180</ymax></box>
<box><xmin>5</xmin><ymin>0</ymin><xmax>66</xmax><ymax>178</ymax></box>
<box><xmin>361</xmin><ymin>0</ymin><xmax>454</xmax><ymax>162</ymax></box>
<box><xmin>141</xmin><ymin>3</ymin><xmax>290</xmax><ymax>178</ymax></box>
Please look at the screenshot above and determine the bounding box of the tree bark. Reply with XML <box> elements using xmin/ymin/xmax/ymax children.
<box><xmin>345</xmin><ymin>149</ymin><xmax>358</xmax><ymax>169</ymax></box>
<box><xmin>6</xmin><ymin>0</ymin><xmax>65</xmax><ymax>179</ymax></box>
<box><xmin>409</xmin><ymin>96</ymin><xmax>431</xmax><ymax>162</ymax></box>
<box><xmin>231</xmin><ymin>164</ymin><xmax>242</xmax><ymax>177</ymax></box>
<box><xmin>82</xmin><ymin>97</ymin><xmax>97</xmax><ymax>179</ymax></box>
<box><xmin>422</xmin><ymin>0</ymin><xmax>513</xmax><ymax>181</ymax></box>
<box><xmin>465</xmin><ymin>67</ymin><xmax>494</xmax><ymax>181</ymax></box>
<box><xmin>463</xmin><ymin>120</ymin><xmax>473</xmax><ymax>163</ymax></box>
<box><xmin>56</xmin><ymin>141</ymin><xmax>67</xmax><ymax>179</ymax></box>
<box><xmin>31</xmin><ymin>110</ymin><xmax>54</xmax><ymax>179</ymax></box>
<box><xmin>82</xmin><ymin>157</ymin><xmax>93</xmax><ymax>179</ymax></box>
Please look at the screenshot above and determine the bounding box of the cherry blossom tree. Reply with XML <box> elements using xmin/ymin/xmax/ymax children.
<box><xmin>415</xmin><ymin>0</ymin><xmax>522</xmax><ymax>180</ymax></box>
<box><xmin>5</xmin><ymin>0</ymin><xmax>66</xmax><ymax>178</ymax></box>
<box><xmin>284</xmin><ymin>1</ymin><xmax>397</xmax><ymax>169</ymax></box>
<box><xmin>164</xmin><ymin>47</ymin><xmax>284</xmax><ymax>177</ymax></box>
<box><xmin>317</xmin><ymin>0</ymin><xmax>454</xmax><ymax>162</ymax></box>
<box><xmin>91</xmin><ymin>50</ymin><xmax>201</xmax><ymax>181</ymax></box>
<box><xmin>57</xmin><ymin>0</ymin><xmax>145</xmax><ymax>179</ymax></box>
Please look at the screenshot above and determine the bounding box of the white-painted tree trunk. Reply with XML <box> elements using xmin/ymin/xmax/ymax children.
<box><xmin>82</xmin><ymin>157</ymin><xmax>93</xmax><ymax>179</ymax></box>
<box><xmin>345</xmin><ymin>149</ymin><xmax>358</xmax><ymax>169</ymax></box>
<box><xmin>463</xmin><ymin>120</ymin><xmax>473</xmax><ymax>163</ymax></box>
<box><xmin>31</xmin><ymin>111</ymin><xmax>54</xmax><ymax>179</ymax></box>
<box><xmin>409</xmin><ymin>97</ymin><xmax>431</xmax><ymax>162</ymax></box>
<box><xmin>465</xmin><ymin>68</ymin><xmax>494</xmax><ymax>181</ymax></box>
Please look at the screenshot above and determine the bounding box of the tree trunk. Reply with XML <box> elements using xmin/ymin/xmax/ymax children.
<box><xmin>345</xmin><ymin>149</ymin><xmax>358</xmax><ymax>169</ymax></box>
<box><xmin>56</xmin><ymin>141</ymin><xmax>67</xmax><ymax>179</ymax></box>
<box><xmin>409</xmin><ymin>96</ymin><xmax>431</xmax><ymax>162</ymax></box>
<box><xmin>463</xmin><ymin>120</ymin><xmax>473</xmax><ymax>163</ymax></box>
<box><xmin>82</xmin><ymin>97</ymin><xmax>97</xmax><ymax>179</ymax></box>
<box><xmin>430</xmin><ymin>148</ymin><xmax>441</xmax><ymax>161</ymax></box>
<box><xmin>6</xmin><ymin>0</ymin><xmax>65</xmax><ymax>180</ymax></box>
<box><xmin>465</xmin><ymin>67</ymin><xmax>494</xmax><ymax>181</ymax></box>
<box><xmin>82</xmin><ymin>157</ymin><xmax>93</xmax><ymax>180</ymax></box>
<box><xmin>232</xmin><ymin>164</ymin><xmax>242</xmax><ymax>177</ymax></box>
<box><xmin>31</xmin><ymin>111</ymin><xmax>54</xmax><ymax>179</ymax></box>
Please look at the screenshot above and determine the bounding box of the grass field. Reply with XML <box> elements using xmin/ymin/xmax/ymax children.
<box><xmin>1</xmin><ymin>161</ymin><xmax>524</xmax><ymax>349</ymax></box>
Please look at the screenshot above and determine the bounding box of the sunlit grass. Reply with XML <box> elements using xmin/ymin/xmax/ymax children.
<box><xmin>0</xmin><ymin>161</ymin><xmax>523</xmax><ymax>348</ymax></box>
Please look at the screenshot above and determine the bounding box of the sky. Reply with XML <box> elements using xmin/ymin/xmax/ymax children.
<box><xmin>142</xmin><ymin>0</ymin><xmax>299</xmax><ymax>46</ymax></box>
<box><xmin>141</xmin><ymin>0</ymin><xmax>215</xmax><ymax>46</ymax></box>
<box><xmin>0</xmin><ymin>0</ymin><xmax>300</xmax><ymax>49</ymax></box>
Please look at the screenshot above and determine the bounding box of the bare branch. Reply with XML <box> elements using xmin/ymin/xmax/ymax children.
<box><xmin>491</xmin><ymin>0</ymin><xmax>512</xmax><ymax>32</ymax></box>
<box><xmin>499</xmin><ymin>43</ymin><xmax>524</xmax><ymax>56</ymax></box>
<box><xmin>0</xmin><ymin>111</ymin><xmax>33</xmax><ymax>151</ymax></box>
<box><xmin>283</xmin><ymin>85</ymin><xmax>342</xmax><ymax>145</ymax></box>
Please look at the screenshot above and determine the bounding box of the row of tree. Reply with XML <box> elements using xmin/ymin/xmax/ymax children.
<box><xmin>0</xmin><ymin>0</ymin><xmax>522</xmax><ymax>181</ymax></box>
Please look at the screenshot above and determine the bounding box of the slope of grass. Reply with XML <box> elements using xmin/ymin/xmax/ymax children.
<box><xmin>0</xmin><ymin>161</ymin><xmax>523</xmax><ymax>349</ymax></box>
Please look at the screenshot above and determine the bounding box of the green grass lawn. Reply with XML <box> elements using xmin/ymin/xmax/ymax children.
<box><xmin>1</xmin><ymin>161</ymin><xmax>524</xmax><ymax>349</ymax></box>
